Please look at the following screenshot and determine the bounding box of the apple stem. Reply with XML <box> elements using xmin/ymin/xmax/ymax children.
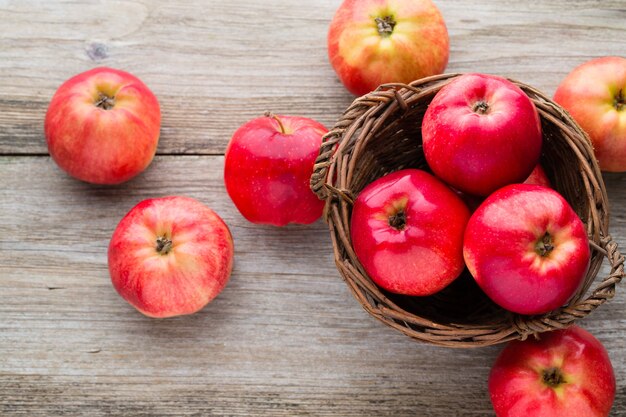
<box><xmin>542</xmin><ymin>367</ymin><xmax>566</xmax><ymax>388</ymax></box>
<box><xmin>265</xmin><ymin>111</ymin><xmax>286</xmax><ymax>134</ymax></box>
<box><xmin>156</xmin><ymin>236</ymin><xmax>173</xmax><ymax>255</ymax></box>
<box><xmin>535</xmin><ymin>232</ymin><xmax>554</xmax><ymax>257</ymax></box>
<box><xmin>94</xmin><ymin>92</ymin><xmax>115</xmax><ymax>110</ymax></box>
<box><xmin>388</xmin><ymin>211</ymin><xmax>406</xmax><ymax>230</ymax></box>
<box><xmin>615</xmin><ymin>89</ymin><xmax>624</xmax><ymax>111</ymax></box>
<box><xmin>375</xmin><ymin>16</ymin><xmax>396</xmax><ymax>37</ymax></box>
<box><xmin>472</xmin><ymin>101</ymin><xmax>490</xmax><ymax>115</ymax></box>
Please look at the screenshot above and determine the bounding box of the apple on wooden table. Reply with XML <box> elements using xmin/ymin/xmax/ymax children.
<box><xmin>350</xmin><ymin>169</ymin><xmax>470</xmax><ymax>296</ymax></box>
<box><xmin>45</xmin><ymin>67</ymin><xmax>161</xmax><ymax>184</ymax></box>
<box><xmin>554</xmin><ymin>56</ymin><xmax>626</xmax><ymax>172</ymax></box>
<box><xmin>489</xmin><ymin>325</ymin><xmax>615</xmax><ymax>417</ymax></box>
<box><xmin>108</xmin><ymin>196</ymin><xmax>234</xmax><ymax>318</ymax></box>
<box><xmin>463</xmin><ymin>184</ymin><xmax>590</xmax><ymax>315</ymax></box>
<box><xmin>224</xmin><ymin>113</ymin><xmax>327</xmax><ymax>226</ymax></box>
<box><xmin>328</xmin><ymin>0</ymin><xmax>449</xmax><ymax>96</ymax></box>
<box><xmin>422</xmin><ymin>73</ymin><xmax>543</xmax><ymax>196</ymax></box>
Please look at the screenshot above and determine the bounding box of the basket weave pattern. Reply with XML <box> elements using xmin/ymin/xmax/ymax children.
<box><xmin>311</xmin><ymin>73</ymin><xmax>625</xmax><ymax>348</ymax></box>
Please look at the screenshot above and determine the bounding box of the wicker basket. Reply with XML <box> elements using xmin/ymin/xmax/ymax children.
<box><xmin>311</xmin><ymin>73</ymin><xmax>625</xmax><ymax>348</ymax></box>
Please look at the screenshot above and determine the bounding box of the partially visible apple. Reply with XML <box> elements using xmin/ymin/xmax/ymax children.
<box><xmin>350</xmin><ymin>169</ymin><xmax>470</xmax><ymax>296</ymax></box>
<box><xmin>464</xmin><ymin>184</ymin><xmax>590</xmax><ymax>315</ymax></box>
<box><xmin>224</xmin><ymin>113</ymin><xmax>327</xmax><ymax>226</ymax></box>
<box><xmin>524</xmin><ymin>164</ymin><xmax>551</xmax><ymax>188</ymax></box>
<box><xmin>554</xmin><ymin>56</ymin><xmax>626</xmax><ymax>172</ymax></box>
<box><xmin>108</xmin><ymin>196</ymin><xmax>234</xmax><ymax>318</ymax></box>
<box><xmin>328</xmin><ymin>0</ymin><xmax>449</xmax><ymax>96</ymax></box>
<box><xmin>422</xmin><ymin>73</ymin><xmax>543</xmax><ymax>196</ymax></box>
<box><xmin>45</xmin><ymin>67</ymin><xmax>161</xmax><ymax>184</ymax></box>
<box><xmin>489</xmin><ymin>325</ymin><xmax>615</xmax><ymax>417</ymax></box>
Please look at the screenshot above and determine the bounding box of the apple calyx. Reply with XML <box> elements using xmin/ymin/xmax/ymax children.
<box><xmin>155</xmin><ymin>235</ymin><xmax>173</xmax><ymax>255</ymax></box>
<box><xmin>375</xmin><ymin>16</ymin><xmax>396</xmax><ymax>37</ymax></box>
<box><xmin>535</xmin><ymin>232</ymin><xmax>555</xmax><ymax>257</ymax></box>
<box><xmin>615</xmin><ymin>89</ymin><xmax>624</xmax><ymax>111</ymax></box>
<box><xmin>94</xmin><ymin>92</ymin><xmax>115</xmax><ymax>110</ymax></box>
<box><xmin>388</xmin><ymin>210</ymin><xmax>406</xmax><ymax>230</ymax></box>
<box><xmin>472</xmin><ymin>100</ymin><xmax>490</xmax><ymax>115</ymax></box>
<box><xmin>541</xmin><ymin>366</ymin><xmax>567</xmax><ymax>388</ymax></box>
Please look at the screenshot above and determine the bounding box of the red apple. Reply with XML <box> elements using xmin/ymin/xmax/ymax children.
<box><xmin>463</xmin><ymin>184</ymin><xmax>590</xmax><ymax>315</ymax></box>
<box><xmin>554</xmin><ymin>56</ymin><xmax>626</xmax><ymax>172</ymax></box>
<box><xmin>455</xmin><ymin>164</ymin><xmax>551</xmax><ymax>213</ymax></box>
<box><xmin>45</xmin><ymin>67</ymin><xmax>161</xmax><ymax>184</ymax></box>
<box><xmin>328</xmin><ymin>0</ymin><xmax>449</xmax><ymax>96</ymax></box>
<box><xmin>422</xmin><ymin>73</ymin><xmax>543</xmax><ymax>196</ymax></box>
<box><xmin>350</xmin><ymin>169</ymin><xmax>470</xmax><ymax>296</ymax></box>
<box><xmin>108</xmin><ymin>196</ymin><xmax>234</xmax><ymax>318</ymax></box>
<box><xmin>524</xmin><ymin>164</ymin><xmax>551</xmax><ymax>188</ymax></box>
<box><xmin>489</xmin><ymin>325</ymin><xmax>615</xmax><ymax>417</ymax></box>
<box><xmin>224</xmin><ymin>113</ymin><xmax>327</xmax><ymax>226</ymax></box>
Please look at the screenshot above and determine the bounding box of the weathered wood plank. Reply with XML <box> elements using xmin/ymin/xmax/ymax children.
<box><xmin>0</xmin><ymin>0</ymin><xmax>624</xmax><ymax>154</ymax></box>
<box><xmin>0</xmin><ymin>156</ymin><xmax>625</xmax><ymax>416</ymax></box>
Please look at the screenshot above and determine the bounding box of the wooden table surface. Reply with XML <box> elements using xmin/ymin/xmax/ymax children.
<box><xmin>1</xmin><ymin>1</ymin><xmax>625</xmax><ymax>415</ymax></box>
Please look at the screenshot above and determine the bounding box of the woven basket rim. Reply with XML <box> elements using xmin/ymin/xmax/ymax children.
<box><xmin>311</xmin><ymin>73</ymin><xmax>625</xmax><ymax>348</ymax></box>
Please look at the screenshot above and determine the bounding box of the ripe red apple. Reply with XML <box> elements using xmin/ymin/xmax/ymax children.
<box><xmin>108</xmin><ymin>196</ymin><xmax>234</xmax><ymax>318</ymax></box>
<box><xmin>224</xmin><ymin>113</ymin><xmax>327</xmax><ymax>226</ymax></box>
<box><xmin>422</xmin><ymin>73</ymin><xmax>543</xmax><ymax>196</ymax></box>
<box><xmin>328</xmin><ymin>0</ymin><xmax>449</xmax><ymax>96</ymax></box>
<box><xmin>489</xmin><ymin>325</ymin><xmax>615</xmax><ymax>417</ymax></box>
<box><xmin>524</xmin><ymin>164</ymin><xmax>551</xmax><ymax>188</ymax></box>
<box><xmin>350</xmin><ymin>169</ymin><xmax>470</xmax><ymax>296</ymax></box>
<box><xmin>463</xmin><ymin>184</ymin><xmax>590</xmax><ymax>315</ymax></box>
<box><xmin>554</xmin><ymin>56</ymin><xmax>626</xmax><ymax>172</ymax></box>
<box><xmin>45</xmin><ymin>67</ymin><xmax>161</xmax><ymax>184</ymax></box>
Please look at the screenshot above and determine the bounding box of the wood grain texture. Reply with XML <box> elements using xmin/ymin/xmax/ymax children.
<box><xmin>1</xmin><ymin>157</ymin><xmax>626</xmax><ymax>416</ymax></box>
<box><xmin>1</xmin><ymin>0</ymin><xmax>626</xmax><ymax>415</ymax></box>
<box><xmin>0</xmin><ymin>0</ymin><xmax>624</xmax><ymax>154</ymax></box>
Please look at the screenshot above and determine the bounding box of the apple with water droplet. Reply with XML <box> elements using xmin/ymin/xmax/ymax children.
<box><xmin>224</xmin><ymin>113</ymin><xmax>327</xmax><ymax>226</ymax></box>
<box><xmin>108</xmin><ymin>196</ymin><xmax>234</xmax><ymax>318</ymax></box>
<box><xmin>350</xmin><ymin>169</ymin><xmax>470</xmax><ymax>296</ymax></box>
<box><xmin>489</xmin><ymin>325</ymin><xmax>615</xmax><ymax>417</ymax></box>
<box><xmin>45</xmin><ymin>67</ymin><xmax>161</xmax><ymax>184</ymax></box>
<box><xmin>422</xmin><ymin>73</ymin><xmax>543</xmax><ymax>196</ymax></box>
<box><xmin>554</xmin><ymin>56</ymin><xmax>626</xmax><ymax>172</ymax></box>
<box><xmin>328</xmin><ymin>0</ymin><xmax>449</xmax><ymax>96</ymax></box>
<box><xmin>463</xmin><ymin>184</ymin><xmax>590</xmax><ymax>315</ymax></box>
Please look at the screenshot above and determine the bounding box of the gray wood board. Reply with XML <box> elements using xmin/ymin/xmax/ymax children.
<box><xmin>1</xmin><ymin>156</ymin><xmax>625</xmax><ymax>416</ymax></box>
<box><xmin>1</xmin><ymin>0</ymin><xmax>624</xmax><ymax>154</ymax></box>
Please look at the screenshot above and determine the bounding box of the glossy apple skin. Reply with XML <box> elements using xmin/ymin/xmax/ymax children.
<box><xmin>350</xmin><ymin>169</ymin><xmax>470</xmax><ymax>296</ymax></box>
<box><xmin>45</xmin><ymin>67</ymin><xmax>161</xmax><ymax>184</ymax></box>
<box><xmin>524</xmin><ymin>164</ymin><xmax>551</xmax><ymax>188</ymax></box>
<box><xmin>463</xmin><ymin>184</ymin><xmax>590</xmax><ymax>315</ymax></box>
<box><xmin>108</xmin><ymin>196</ymin><xmax>234</xmax><ymax>318</ymax></box>
<box><xmin>489</xmin><ymin>326</ymin><xmax>615</xmax><ymax>417</ymax></box>
<box><xmin>455</xmin><ymin>164</ymin><xmax>551</xmax><ymax>213</ymax></box>
<box><xmin>224</xmin><ymin>114</ymin><xmax>327</xmax><ymax>226</ymax></box>
<box><xmin>554</xmin><ymin>57</ymin><xmax>626</xmax><ymax>172</ymax></box>
<box><xmin>422</xmin><ymin>73</ymin><xmax>543</xmax><ymax>196</ymax></box>
<box><xmin>328</xmin><ymin>0</ymin><xmax>449</xmax><ymax>96</ymax></box>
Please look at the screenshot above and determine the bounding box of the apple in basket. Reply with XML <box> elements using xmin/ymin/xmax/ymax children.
<box><xmin>350</xmin><ymin>169</ymin><xmax>470</xmax><ymax>296</ymax></box>
<box><xmin>327</xmin><ymin>0</ymin><xmax>449</xmax><ymax>96</ymax></box>
<box><xmin>422</xmin><ymin>73</ymin><xmax>543</xmax><ymax>196</ymax></box>
<box><xmin>489</xmin><ymin>325</ymin><xmax>615</xmax><ymax>417</ymax></box>
<box><xmin>454</xmin><ymin>163</ymin><xmax>552</xmax><ymax>213</ymax></box>
<box><xmin>554</xmin><ymin>56</ymin><xmax>626</xmax><ymax>172</ymax></box>
<box><xmin>224</xmin><ymin>113</ymin><xmax>327</xmax><ymax>226</ymax></box>
<box><xmin>463</xmin><ymin>184</ymin><xmax>590</xmax><ymax>315</ymax></box>
<box><xmin>108</xmin><ymin>196</ymin><xmax>234</xmax><ymax>318</ymax></box>
<box><xmin>45</xmin><ymin>67</ymin><xmax>161</xmax><ymax>184</ymax></box>
<box><xmin>524</xmin><ymin>164</ymin><xmax>551</xmax><ymax>188</ymax></box>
